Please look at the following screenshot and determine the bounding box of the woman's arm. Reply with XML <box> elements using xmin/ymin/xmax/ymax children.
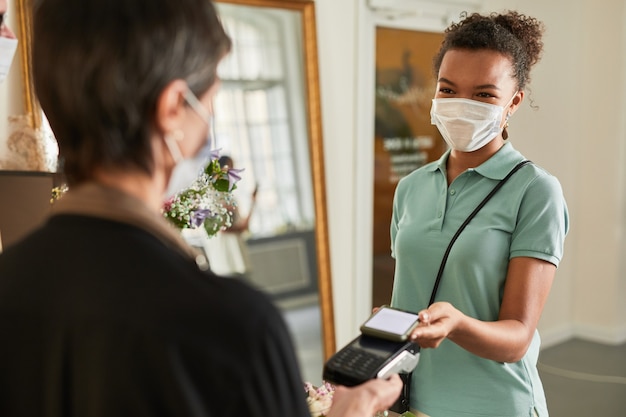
<box><xmin>411</xmin><ymin>256</ymin><xmax>556</xmax><ymax>362</ymax></box>
<box><xmin>223</xmin><ymin>186</ymin><xmax>257</xmax><ymax>234</ymax></box>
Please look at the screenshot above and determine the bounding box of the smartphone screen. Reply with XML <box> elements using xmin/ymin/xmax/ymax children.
<box><xmin>361</xmin><ymin>307</ymin><xmax>419</xmax><ymax>341</ymax></box>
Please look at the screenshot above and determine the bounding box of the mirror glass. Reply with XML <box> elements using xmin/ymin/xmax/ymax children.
<box><xmin>211</xmin><ymin>0</ymin><xmax>334</xmax><ymax>384</ymax></box>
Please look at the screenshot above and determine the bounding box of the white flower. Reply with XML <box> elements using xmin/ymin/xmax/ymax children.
<box><xmin>162</xmin><ymin>151</ymin><xmax>241</xmax><ymax>236</ymax></box>
<box><xmin>304</xmin><ymin>381</ymin><xmax>335</xmax><ymax>417</ymax></box>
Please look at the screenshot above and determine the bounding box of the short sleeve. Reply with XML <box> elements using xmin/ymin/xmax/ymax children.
<box><xmin>510</xmin><ymin>172</ymin><xmax>569</xmax><ymax>266</ymax></box>
<box><xmin>390</xmin><ymin>184</ymin><xmax>402</xmax><ymax>259</ymax></box>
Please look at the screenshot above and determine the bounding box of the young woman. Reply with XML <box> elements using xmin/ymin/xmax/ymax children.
<box><xmin>0</xmin><ymin>0</ymin><xmax>401</xmax><ymax>415</ymax></box>
<box><xmin>390</xmin><ymin>11</ymin><xmax>569</xmax><ymax>417</ymax></box>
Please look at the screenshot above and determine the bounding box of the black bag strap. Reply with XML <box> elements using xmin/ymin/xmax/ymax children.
<box><xmin>428</xmin><ymin>160</ymin><xmax>532</xmax><ymax>306</ymax></box>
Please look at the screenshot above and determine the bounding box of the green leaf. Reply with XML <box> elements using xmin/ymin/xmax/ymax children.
<box><xmin>213</xmin><ymin>178</ymin><xmax>230</xmax><ymax>192</ymax></box>
<box><xmin>205</xmin><ymin>160</ymin><xmax>218</xmax><ymax>176</ymax></box>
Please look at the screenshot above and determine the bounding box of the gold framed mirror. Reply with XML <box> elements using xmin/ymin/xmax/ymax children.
<box><xmin>213</xmin><ymin>0</ymin><xmax>335</xmax><ymax>364</ymax></box>
<box><xmin>15</xmin><ymin>0</ymin><xmax>39</xmax><ymax>129</ymax></box>
<box><xmin>15</xmin><ymin>0</ymin><xmax>335</xmax><ymax>363</ymax></box>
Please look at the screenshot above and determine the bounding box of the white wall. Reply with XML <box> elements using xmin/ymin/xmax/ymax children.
<box><xmin>315</xmin><ymin>0</ymin><xmax>361</xmax><ymax>347</ymax></box>
<box><xmin>621</xmin><ymin>0</ymin><xmax>626</xmax><ymax>333</ymax></box>
<box><xmin>315</xmin><ymin>0</ymin><xmax>626</xmax><ymax>349</ymax></box>
<box><xmin>566</xmin><ymin>0</ymin><xmax>626</xmax><ymax>343</ymax></box>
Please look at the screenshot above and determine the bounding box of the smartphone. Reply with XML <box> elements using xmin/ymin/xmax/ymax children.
<box><xmin>360</xmin><ymin>306</ymin><xmax>420</xmax><ymax>342</ymax></box>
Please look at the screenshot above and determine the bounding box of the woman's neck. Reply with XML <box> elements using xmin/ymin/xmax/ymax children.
<box><xmin>91</xmin><ymin>168</ymin><xmax>168</xmax><ymax>212</ymax></box>
<box><xmin>446</xmin><ymin>137</ymin><xmax>504</xmax><ymax>184</ymax></box>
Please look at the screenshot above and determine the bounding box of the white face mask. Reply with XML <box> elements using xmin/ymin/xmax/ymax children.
<box><xmin>163</xmin><ymin>89</ymin><xmax>215</xmax><ymax>198</ymax></box>
<box><xmin>430</xmin><ymin>94</ymin><xmax>516</xmax><ymax>152</ymax></box>
<box><xmin>0</xmin><ymin>36</ymin><xmax>18</xmax><ymax>84</ymax></box>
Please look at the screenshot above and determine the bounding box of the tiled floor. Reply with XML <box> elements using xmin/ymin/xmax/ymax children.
<box><xmin>538</xmin><ymin>338</ymin><xmax>626</xmax><ymax>417</ymax></box>
<box><xmin>280</xmin><ymin>302</ymin><xmax>325</xmax><ymax>385</ymax></box>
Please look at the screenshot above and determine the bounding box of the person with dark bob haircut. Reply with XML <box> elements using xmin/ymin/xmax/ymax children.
<box><xmin>0</xmin><ymin>0</ymin><xmax>401</xmax><ymax>416</ymax></box>
<box><xmin>386</xmin><ymin>11</ymin><xmax>568</xmax><ymax>417</ymax></box>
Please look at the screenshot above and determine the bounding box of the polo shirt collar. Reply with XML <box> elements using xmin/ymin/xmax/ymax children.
<box><xmin>428</xmin><ymin>142</ymin><xmax>523</xmax><ymax>180</ymax></box>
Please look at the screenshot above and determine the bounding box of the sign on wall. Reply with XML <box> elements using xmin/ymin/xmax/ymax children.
<box><xmin>372</xmin><ymin>26</ymin><xmax>446</xmax><ymax>306</ymax></box>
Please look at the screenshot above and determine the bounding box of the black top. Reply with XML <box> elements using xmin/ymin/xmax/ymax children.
<box><xmin>0</xmin><ymin>214</ymin><xmax>310</xmax><ymax>417</ymax></box>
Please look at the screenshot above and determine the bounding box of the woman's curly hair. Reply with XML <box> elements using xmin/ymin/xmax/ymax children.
<box><xmin>433</xmin><ymin>11</ymin><xmax>545</xmax><ymax>90</ymax></box>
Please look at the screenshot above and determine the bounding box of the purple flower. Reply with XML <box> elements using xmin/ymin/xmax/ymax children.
<box><xmin>190</xmin><ymin>208</ymin><xmax>211</xmax><ymax>228</ymax></box>
<box><xmin>210</xmin><ymin>148</ymin><xmax>221</xmax><ymax>161</ymax></box>
<box><xmin>225</xmin><ymin>167</ymin><xmax>243</xmax><ymax>191</ymax></box>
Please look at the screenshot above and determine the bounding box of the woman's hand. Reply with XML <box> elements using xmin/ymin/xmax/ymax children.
<box><xmin>326</xmin><ymin>374</ymin><xmax>403</xmax><ymax>417</ymax></box>
<box><xmin>410</xmin><ymin>302</ymin><xmax>462</xmax><ymax>348</ymax></box>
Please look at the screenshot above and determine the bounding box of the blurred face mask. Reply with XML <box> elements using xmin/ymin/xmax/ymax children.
<box><xmin>163</xmin><ymin>88</ymin><xmax>215</xmax><ymax>198</ymax></box>
<box><xmin>430</xmin><ymin>93</ymin><xmax>516</xmax><ymax>152</ymax></box>
<box><xmin>0</xmin><ymin>36</ymin><xmax>18</xmax><ymax>84</ymax></box>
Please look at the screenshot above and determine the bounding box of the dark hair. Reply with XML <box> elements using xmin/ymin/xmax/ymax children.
<box><xmin>218</xmin><ymin>155</ymin><xmax>233</xmax><ymax>168</ymax></box>
<box><xmin>433</xmin><ymin>11</ymin><xmax>545</xmax><ymax>91</ymax></box>
<box><xmin>33</xmin><ymin>0</ymin><xmax>231</xmax><ymax>185</ymax></box>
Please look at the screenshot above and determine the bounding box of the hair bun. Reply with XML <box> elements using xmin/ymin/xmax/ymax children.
<box><xmin>492</xmin><ymin>11</ymin><xmax>545</xmax><ymax>68</ymax></box>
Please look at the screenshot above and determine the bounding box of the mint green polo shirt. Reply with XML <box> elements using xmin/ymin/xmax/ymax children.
<box><xmin>390</xmin><ymin>142</ymin><xmax>569</xmax><ymax>417</ymax></box>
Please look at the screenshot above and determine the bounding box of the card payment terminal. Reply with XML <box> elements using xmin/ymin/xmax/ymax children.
<box><xmin>322</xmin><ymin>334</ymin><xmax>420</xmax><ymax>386</ymax></box>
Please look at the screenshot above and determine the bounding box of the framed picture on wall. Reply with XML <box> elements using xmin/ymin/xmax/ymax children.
<box><xmin>372</xmin><ymin>26</ymin><xmax>446</xmax><ymax>307</ymax></box>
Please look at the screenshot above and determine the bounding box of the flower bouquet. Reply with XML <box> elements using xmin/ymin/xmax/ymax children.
<box><xmin>49</xmin><ymin>151</ymin><xmax>242</xmax><ymax>238</ymax></box>
<box><xmin>304</xmin><ymin>381</ymin><xmax>335</xmax><ymax>417</ymax></box>
<box><xmin>162</xmin><ymin>150</ymin><xmax>242</xmax><ymax>236</ymax></box>
<box><xmin>303</xmin><ymin>381</ymin><xmax>417</xmax><ymax>417</ymax></box>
